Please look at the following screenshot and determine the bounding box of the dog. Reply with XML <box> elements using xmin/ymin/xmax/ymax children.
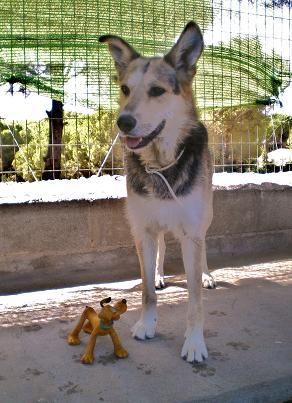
<box><xmin>99</xmin><ymin>21</ymin><xmax>215</xmax><ymax>362</ymax></box>
<box><xmin>67</xmin><ymin>297</ymin><xmax>128</xmax><ymax>364</ymax></box>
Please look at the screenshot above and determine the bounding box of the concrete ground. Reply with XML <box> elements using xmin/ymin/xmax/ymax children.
<box><xmin>0</xmin><ymin>258</ymin><xmax>292</xmax><ymax>403</ymax></box>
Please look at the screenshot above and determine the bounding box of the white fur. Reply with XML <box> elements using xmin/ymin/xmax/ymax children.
<box><xmin>102</xmin><ymin>21</ymin><xmax>215</xmax><ymax>362</ymax></box>
<box><xmin>155</xmin><ymin>232</ymin><xmax>166</xmax><ymax>289</ymax></box>
<box><xmin>127</xmin><ymin>175</ymin><xmax>213</xmax><ymax>361</ymax></box>
<box><xmin>181</xmin><ymin>326</ymin><xmax>208</xmax><ymax>362</ymax></box>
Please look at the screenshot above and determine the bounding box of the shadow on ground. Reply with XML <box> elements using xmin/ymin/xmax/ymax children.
<box><xmin>0</xmin><ymin>258</ymin><xmax>291</xmax><ymax>402</ymax></box>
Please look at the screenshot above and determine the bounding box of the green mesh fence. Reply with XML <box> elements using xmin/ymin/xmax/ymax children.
<box><xmin>0</xmin><ymin>0</ymin><xmax>291</xmax><ymax>181</ymax></box>
<box><xmin>0</xmin><ymin>0</ymin><xmax>214</xmax><ymax>109</ymax></box>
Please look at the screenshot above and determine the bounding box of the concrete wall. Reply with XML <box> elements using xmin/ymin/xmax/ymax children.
<box><xmin>0</xmin><ymin>184</ymin><xmax>291</xmax><ymax>294</ymax></box>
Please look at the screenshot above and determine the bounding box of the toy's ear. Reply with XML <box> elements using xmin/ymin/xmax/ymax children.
<box><xmin>164</xmin><ymin>21</ymin><xmax>203</xmax><ymax>83</ymax></box>
<box><xmin>99</xmin><ymin>35</ymin><xmax>140</xmax><ymax>79</ymax></box>
<box><xmin>100</xmin><ymin>297</ymin><xmax>111</xmax><ymax>307</ymax></box>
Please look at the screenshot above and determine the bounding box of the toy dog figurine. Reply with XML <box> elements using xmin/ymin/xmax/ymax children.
<box><xmin>67</xmin><ymin>297</ymin><xmax>128</xmax><ymax>364</ymax></box>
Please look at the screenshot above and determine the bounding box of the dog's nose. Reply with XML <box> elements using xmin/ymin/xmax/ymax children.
<box><xmin>117</xmin><ymin>115</ymin><xmax>137</xmax><ymax>133</ymax></box>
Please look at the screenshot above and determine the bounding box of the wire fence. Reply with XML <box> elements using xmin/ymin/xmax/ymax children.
<box><xmin>0</xmin><ymin>0</ymin><xmax>291</xmax><ymax>182</ymax></box>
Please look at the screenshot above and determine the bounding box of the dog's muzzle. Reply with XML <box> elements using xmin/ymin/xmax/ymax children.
<box><xmin>119</xmin><ymin>119</ymin><xmax>166</xmax><ymax>150</ymax></box>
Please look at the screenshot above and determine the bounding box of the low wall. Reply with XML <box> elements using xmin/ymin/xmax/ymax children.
<box><xmin>0</xmin><ymin>184</ymin><xmax>291</xmax><ymax>294</ymax></box>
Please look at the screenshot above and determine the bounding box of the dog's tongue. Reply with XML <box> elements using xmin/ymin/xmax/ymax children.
<box><xmin>125</xmin><ymin>136</ymin><xmax>142</xmax><ymax>149</ymax></box>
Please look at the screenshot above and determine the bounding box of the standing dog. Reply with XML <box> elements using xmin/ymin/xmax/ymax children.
<box><xmin>99</xmin><ymin>21</ymin><xmax>215</xmax><ymax>362</ymax></box>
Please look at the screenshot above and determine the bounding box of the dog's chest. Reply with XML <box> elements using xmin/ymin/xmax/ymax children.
<box><xmin>126</xmin><ymin>124</ymin><xmax>208</xmax><ymax>201</ymax></box>
<box><xmin>126</xmin><ymin>186</ymin><xmax>210</xmax><ymax>239</ymax></box>
<box><xmin>126</xmin><ymin>149</ymin><xmax>197</xmax><ymax>200</ymax></box>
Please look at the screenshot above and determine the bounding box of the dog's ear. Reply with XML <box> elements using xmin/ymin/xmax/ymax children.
<box><xmin>164</xmin><ymin>21</ymin><xmax>203</xmax><ymax>83</ymax></box>
<box><xmin>100</xmin><ymin>297</ymin><xmax>111</xmax><ymax>307</ymax></box>
<box><xmin>99</xmin><ymin>35</ymin><xmax>140</xmax><ymax>79</ymax></box>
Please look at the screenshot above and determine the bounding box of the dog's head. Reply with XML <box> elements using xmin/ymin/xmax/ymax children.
<box><xmin>98</xmin><ymin>297</ymin><xmax>127</xmax><ymax>322</ymax></box>
<box><xmin>99</xmin><ymin>22</ymin><xmax>203</xmax><ymax>153</ymax></box>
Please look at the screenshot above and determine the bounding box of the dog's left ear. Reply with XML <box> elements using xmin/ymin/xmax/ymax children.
<box><xmin>100</xmin><ymin>297</ymin><xmax>112</xmax><ymax>307</ymax></box>
<box><xmin>164</xmin><ymin>21</ymin><xmax>203</xmax><ymax>82</ymax></box>
<box><xmin>99</xmin><ymin>34</ymin><xmax>140</xmax><ymax>80</ymax></box>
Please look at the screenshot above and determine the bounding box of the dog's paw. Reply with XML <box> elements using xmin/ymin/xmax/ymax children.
<box><xmin>67</xmin><ymin>334</ymin><xmax>81</xmax><ymax>345</ymax></box>
<box><xmin>202</xmin><ymin>272</ymin><xmax>216</xmax><ymax>289</ymax></box>
<box><xmin>81</xmin><ymin>352</ymin><xmax>94</xmax><ymax>365</ymax></box>
<box><xmin>155</xmin><ymin>274</ymin><xmax>166</xmax><ymax>290</ymax></box>
<box><xmin>181</xmin><ymin>328</ymin><xmax>208</xmax><ymax>363</ymax></box>
<box><xmin>114</xmin><ymin>347</ymin><xmax>129</xmax><ymax>358</ymax></box>
<box><xmin>131</xmin><ymin>318</ymin><xmax>156</xmax><ymax>340</ymax></box>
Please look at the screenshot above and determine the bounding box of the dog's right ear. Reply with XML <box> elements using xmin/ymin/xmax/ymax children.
<box><xmin>99</xmin><ymin>35</ymin><xmax>140</xmax><ymax>79</ymax></box>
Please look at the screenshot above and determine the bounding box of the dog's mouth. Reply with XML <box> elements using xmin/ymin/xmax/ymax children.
<box><xmin>121</xmin><ymin>120</ymin><xmax>166</xmax><ymax>150</ymax></box>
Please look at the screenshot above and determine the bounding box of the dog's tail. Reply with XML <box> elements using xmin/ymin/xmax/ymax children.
<box><xmin>100</xmin><ymin>297</ymin><xmax>112</xmax><ymax>307</ymax></box>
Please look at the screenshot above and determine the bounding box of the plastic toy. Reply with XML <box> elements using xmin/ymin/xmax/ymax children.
<box><xmin>67</xmin><ymin>297</ymin><xmax>128</xmax><ymax>364</ymax></box>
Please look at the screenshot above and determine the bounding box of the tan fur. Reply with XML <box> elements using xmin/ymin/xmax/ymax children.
<box><xmin>120</xmin><ymin>58</ymin><xmax>190</xmax><ymax>166</ymax></box>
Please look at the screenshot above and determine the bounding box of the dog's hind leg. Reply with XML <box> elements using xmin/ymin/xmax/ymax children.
<box><xmin>154</xmin><ymin>235</ymin><xmax>214</xmax><ymax>290</ymax></box>
<box><xmin>155</xmin><ymin>232</ymin><xmax>166</xmax><ymax>289</ymax></box>
<box><xmin>201</xmin><ymin>239</ymin><xmax>216</xmax><ymax>289</ymax></box>
<box><xmin>83</xmin><ymin>321</ymin><xmax>93</xmax><ymax>334</ymax></box>
<box><xmin>180</xmin><ymin>236</ymin><xmax>208</xmax><ymax>363</ymax></box>
<box><xmin>67</xmin><ymin>306</ymin><xmax>93</xmax><ymax>345</ymax></box>
<box><xmin>132</xmin><ymin>233</ymin><xmax>158</xmax><ymax>340</ymax></box>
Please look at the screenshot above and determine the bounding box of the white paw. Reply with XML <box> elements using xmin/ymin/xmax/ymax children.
<box><xmin>155</xmin><ymin>274</ymin><xmax>166</xmax><ymax>289</ymax></box>
<box><xmin>131</xmin><ymin>315</ymin><xmax>157</xmax><ymax>340</ymax></box>
<box><xmin>202</xmin><ymin>272</ymin><xmax>216</xmax><ymax>289</ymax></box>
<box><xmin>181</xmin><ymin>328</ymin><xmax>208</xmax><ymax>363</ymax></box>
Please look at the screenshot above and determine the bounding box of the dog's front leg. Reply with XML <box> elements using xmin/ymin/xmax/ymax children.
<box><xmin>81</xmin><ymin>327</ymin><xmax>99</xmax><ymax>364</ymax></box>
<box><xmin>180</xmin><ymin>236</ymin><xmax>208</xmax><ymax>363</ymax></box>
<box><xmin>132</xmin><ymin>233</ymin><xmax>158</xmax><ymax>340</ymax></box>
<box><xmin>109</xmin><ymin>328</ymin><xmax>129</xmax><ymax>358</ymax></box>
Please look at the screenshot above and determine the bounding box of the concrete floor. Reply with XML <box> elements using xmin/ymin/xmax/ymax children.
<box><xmin>0</xmin><ymin>258</ymin><xmax>292</xmax><ymax>403</ymax></box>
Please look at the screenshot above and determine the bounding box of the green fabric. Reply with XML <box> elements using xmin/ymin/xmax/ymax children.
<box><xmin>197</xmin><ymin>37</ymin><xmax>291</xmax><ymax>109</ymax></box>
<box><xmin>0</xmin><ymin>0</ymin><xmax>290</xmax><ymax>111</ymax></box>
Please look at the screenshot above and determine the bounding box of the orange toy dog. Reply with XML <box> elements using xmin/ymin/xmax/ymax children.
<box><xmin>67</xmin><ymin>297</ymin><xmax>128</xmax><ymax>364</ymax></box>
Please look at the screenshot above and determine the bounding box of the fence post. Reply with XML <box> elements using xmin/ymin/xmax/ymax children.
<box><xmin>42</xmin><ymin>99</ymin><xmax>64</xmax><ymax>180</ymax></box>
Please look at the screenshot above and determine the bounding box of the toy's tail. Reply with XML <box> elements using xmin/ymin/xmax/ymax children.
<box><xmin>100</xmin><ymin>297</ymin><xmax>112</xmax><ymax>307</ymax></box>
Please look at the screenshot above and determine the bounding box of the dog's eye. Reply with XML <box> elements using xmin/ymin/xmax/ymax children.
<box><xmin>148</xmin><ymin>86</ymin><xmax>166</xmax><ymax>97</ymax></box>
<box><xmin>121</xmin><ymin>85</ymin><xmax>130</xmax><ymax>96</ymax></box>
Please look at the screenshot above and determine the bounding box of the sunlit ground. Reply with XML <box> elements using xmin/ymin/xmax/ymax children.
<box><xmin>0</xmin><ymin>259</ymin><xmax>291</xmax><ymax>329</ymax></box>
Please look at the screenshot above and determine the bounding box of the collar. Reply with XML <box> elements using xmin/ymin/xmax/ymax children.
<box><xmin>145</xmin><ymin>148</ymin><xmax>185</xmax><ymax>174</ymax></box>
<box><xmin>100</xmin><ymin>320</ymin><xmax>114</xmax><ymax>330</ymax></box>
<box><xmin>144</xmin><ymin>148</ymin><xmax>185</xmax><ymax>205</ymax></box>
